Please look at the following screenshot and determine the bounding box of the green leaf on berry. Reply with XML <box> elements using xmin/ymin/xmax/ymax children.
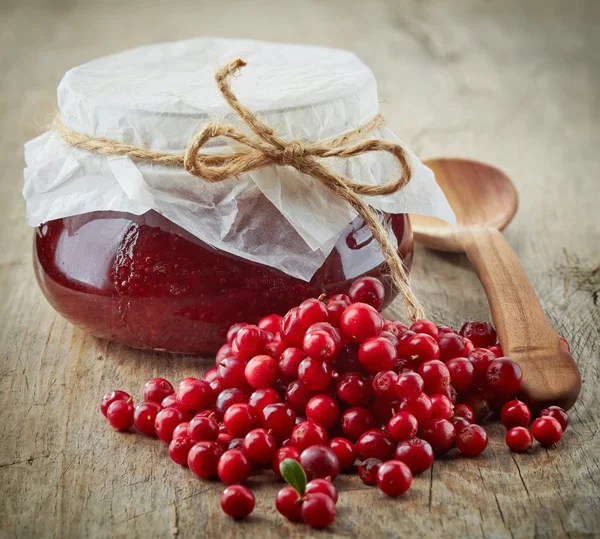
<box><xmin>280</xmin><ymin>458</ymin><xmax>307</xmax><ymax>496</ymax></box>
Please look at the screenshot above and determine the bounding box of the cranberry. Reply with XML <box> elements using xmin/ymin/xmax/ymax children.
<box><xmin>358</xmin><ymin>457</ymin><xmax>382</xmax><ymax>485</ymax></box>
<box><xmin>281</xmin><ymin>307</ymin><xmax>306</xmax><ymax>347</ymax></box>
<box><xmin>220</xmin><ymin>484</ymin><xmax>254</xmax><ymax>518</ymax></box>
<box><xmin>356</xmin><ymin>429</ymin><xmax>394</xmax><ymax>461</ymax></box>
<box><xmin>371</xmin><ymin>370</ymin><xmax>399</xmax><ymax>401</ymax></box>
<box><xmin>387</xmin><ymin>412</ymin><xmax>419</xmax><ymax>441</ymax></box>
<box><xmin>285</xmin><ymin>380</ymin><xmax>315</xmax><ymax>414</ymax></box>
<box><xmin>298</xmin><ymin>357</ymin><xmax>332</xmax><ymax>391</ymax></box>
<box><xmin>155</xmin><ymin>408</ymin><xmax>185</xmax><ymax>442</ymax></box>
<box><xmin>176</xmin><ymin>378</ymin><xmax>214</xmax><ymax>413</ymax></box>
<box><xmin>328</xmin><ymin>437</ymin><xmax>356</xmax><ymax>470</ymax></box>
<box><xmin>217</xmin><ymin>432</ymin><xmax>233</xmax><ymax>448</ymax></box>
<box><xmin>436</xmin><ymin>324</ymin><xmax>456</xmax><ymax>337</ymax></box>
<box><xmin>395</xmin><ymin>371</ymin><xmax>424</xmax><ymax>401</ymax></box>
<box><xmin>299</xmin><ymin>444</ymin><xmax>341</xmax><ymax>480</ymax></box>
<box><xmin>336</xmin><ymin>373</ymin><xmax>372</xmax><ymax>406</ymax></box>
<box><xmin>500</xmin><ymin>400</ymin><xmax>531</xmax><ymax>429</ymax></box>
<box><xmin>216</xmin><ymin>388</ymin><xmax>249</xmax><ymax>418</ymax></box>
<box><xmin>133</xmin><ymin>401</ymin><xmax>162</xmax><ymax>436</ymax></box>
<box><xmin>216</xmin><ymin>343</ymin><xmax>233</xmax><ymax>363</ymax></box>
<box><xmin>298</xmin><ymin>298</ymin><xmax>329</xmax><ymax>328</ymax></box>
<box><xmin>161</xmin><ymin>394</ymin><xmax>186</xmax><ymax>413</ymax></box>
<box><xmin>305</xmin><ymin>395</ymin><xmax>340</xmax><ymax>429</ymax></box>
<box><xmin>227</xmin><ymin>322</ymin><xmax>249</xmax><ymax>344</ymax></box>
<box><xmin>217</xmin><ymin>448</ymin><xmax>252</xmax><ymax>485</ymax></box>
<box><xmin>487</xmin><ymin>344</ymin><xmax>503</xmax><ymax>358</ymax></box>
<box><xmin>540</xmin><ymin>406</ymin><xmax>569</xmax><ymax>432</ymax></box>
<box><xmin>460</xmin><ymin>321</ymin><xmax>497</xmax><ymax>348</ymax></box>
<box><xmin>486</xmin><ymin>357</ymin><xmax>522</xmax><ymax>395</ymax></box>
<box><xmin>358</xmin><ymin>336</ymin><xmax>397</xmax><ymax>374</ymax></box>
<box><xmin>278</xmin><ymin>347</ymin><xmax>305</xmax><ymax>381</ymax></box>
<box><xmin>531</xmin><ymin>417</ymin><xmax>563</xmax><ymax>447</ymax></box>
<box><xmin>227</xmin><ymin>437</ymin><xmax>245</xmax><ymax>451</ymax></box>
<box><xmin>100</xmin><ymin>390</ymin><xmax>131</xmax><ymax>417</ymax></box>
<box><xmin>429</xmin><ymin>394</ymin><xmax>454</xmax><ymax>420</ymax></box>
<box><xmin>203</xmin><ymin>367</ymin><xmax>219</xmax><ymax>384</ymax></box>
<box><xmin>258</xmin><ymin>313</ymin><xmax>282</xmax><ymax>335</ymax></box>
<box><xmin>348</xmin><ymin>277</ymin><xmax>386</xmax><ymax>310</ymax></box>
<box><xmin>461</xmin><ymin>390</ymin><xmax>492</xmax><ymax>422</ymax></box>
<box><xmin>505</xmin><ymin>427</ymin><xmax>533</xmax><ymax>452</ymax></box>
<box><xmin>106</xmin><ymin>400</ymin><xmax>134</xmax><ymax>431</ymax></box>
<box><xmin>265</xmin><ymin>333</ymin><xmax>286</xmax><ymax>359</ymax></box>
<box><xmin>393</xmin><ymin>437</ymin><xmax>434</xmax><ymax>474</ymax></box>
<box><xmin>244</xmin><ymin>355</ymin><xmax>279</xmax><ymax>389</ymax></box>
<box><xmin>168</xmin><ymin>436</ymin><xmax>194</xmax><ymax>465</ymax></box>
<box><xmin>261</xmin><ymin>403</ymin><xmax>296</xmax><ymax>440</ymax></box>
<box><xmin>143</xmin><ymin>378</ymin><xmax>174</xmax><ymax>403</ymax></box>
<box><xmin>468</xmin><ymin>348</ymin><xmax>496</xmax><ymax>387</ymax></box>
<box><xmin>187</xmin><ymin>415</ymin><xmax>219</xmax><ymax>442</ymax></box>
<box><xmin>402</xmin><ymin>333</ymin><xmax>440</xmax><ymax>362</ymax></box>
<box><xmin>419</xmin><ymin>418</ymin><xmax>456</xmax><ymax>456</ymax></box>
<box><xmin>450</xmin><ymin>416</ymin><xmax>471</xmax><ymax>433</ymax></box>
<box><xmin>380</xmin><ymin>330</ymin><xmax>400</xmax><ymax>351</ymax></box>
<box><xmin>223</xmin><ymin>403</ymin><xmax>261</xmax><ymax>438</ymax></box>
<box><xmin>248</xmin><ymin>388</ymin><xmax>281</xmax><ymax>412</ymax></box>
<box><xmin>301</xmin><ymin>492</ymin><xmax>336</xmax><ymax>528</ymax></box>
<box><xmin>399</xmin><ymin>393</ymin><xmax>432</xmax><ymax>425</ymax></box>
<box><xmin>339</xmin><ymin>303</ymin><xmax>384</xmax><ymax>343</ymax></box>
<box><xmin>291</xmin><ymin>420</ymin><xmax>328</xmax><ymax>451</ymax></box>
<box><xmin>456</xmin><ymin>424</ymin><xmax>488</xmax><ymax>456</ymax></box>
<box><xmin>329</xmin><ymin>293</ymin><xmax>351</xmax><ymax>304</ymax></box>
<box><xmin>384</xmin><ymin>320</ymin><xmax>409</xmax><ymax>336</ymax></box>
<box><xmin>340</xmin><ymin>407</ymin><xmax>375</xmax><ymax>441</ymax></box>
<box><xmin>445</xmin><ymin>357</ymin><xmax>474</xmax><ymax>391</ymax></box>
<box><xmin>233</xmin><ymin>325</ymin><xmax>267</xmax><ymax>360</ymax></box>
<box><xmin>326</xmin><ymin>300</ymin><xmax>349</xmax><ymax>327</ymax></box>
<box><xmin>453</xmin><ymin>404</ymin><xmax>475</xmax><ymax>424</ymax></box>
<box><xmin>441</xmin><ymin>383</ymin><xmax>458</xmax><ymax>405</ymax></box>
<box><xmin>418</xmin><ymin>360</ymin><xmax>450</xmax><ymax>394</ymax></box>
<box><xmin>188</xmin><ymin>440</ymin><xmax>222</xmax><ymax>478</ymax></box>
<box><xmin>438</xmin><ymin>333</ymin><xmax>467</xmax><ymax>361</ymax></box>
<box><xmin>377</xmin><ymin>460</ymin><xmax>413</xmax><ymax>497</ymax></box>
<box><xmin>276</xmin><ymin>486</ymin><xmax>303</xmax><ymax>521</ymax></box>
<box><xmin>172</xmin><ymin>422</ymin><xmax>190</xmax><ymax>440</ymax></box>
<box><xmin>272</xmin><ymin>446</ymin><xmax>301</xmax><ymax>477</ymax></box>
<box><xmin>306</xmin><ymin>478</ymin><xmax>338</xmax><ymax>503</ymax></box>
<box><xmin>303</xmin><ymin>324</ymin><xmax>342</xmax><ymax>362</ymax></box>
<box><xmin>410</xmin><ymin>319</ymin><xmax>439</xmax><ymax>339</ymax></box>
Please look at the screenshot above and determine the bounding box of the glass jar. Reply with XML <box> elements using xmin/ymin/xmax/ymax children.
<box><xmin>34</xmin><ymin>210</ymin><xmax>413</xmax><ymax>354</ymax></box>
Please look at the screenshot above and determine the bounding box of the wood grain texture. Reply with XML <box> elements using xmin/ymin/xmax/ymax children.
<box><xmin>1</xmin><ymin>0</ymin><xmax>599</xmax><ymax>538</ymax></box>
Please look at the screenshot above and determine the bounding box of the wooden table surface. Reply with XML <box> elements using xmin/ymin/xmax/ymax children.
<box><xmin>1</xmin><ymin>0</ymin><xmax>599</xmax><ymax>537</ymax></box>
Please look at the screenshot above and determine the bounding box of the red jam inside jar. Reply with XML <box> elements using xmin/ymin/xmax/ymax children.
<box><xmin>34</xmin><ymin>210</ymin><xmax>413</xmax><ymax>354</ymax></box>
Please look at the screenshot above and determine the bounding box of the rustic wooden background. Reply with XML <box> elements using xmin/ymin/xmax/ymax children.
<box><xmin>1</xmin><ymin>0</ymin><xmax>599</xmax><ymax>538</ymax></box>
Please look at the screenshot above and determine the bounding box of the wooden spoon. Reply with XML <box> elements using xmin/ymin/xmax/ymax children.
<box><xmin>411</xmin><ymin>158</ymin><xmax>581</xmax><ymax>411</ymax></box>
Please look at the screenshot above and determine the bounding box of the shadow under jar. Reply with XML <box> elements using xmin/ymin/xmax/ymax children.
<box><xmin>34</xmin><ymin>210</ymin><xmax>413</xmax><ymax>354</ymax></box>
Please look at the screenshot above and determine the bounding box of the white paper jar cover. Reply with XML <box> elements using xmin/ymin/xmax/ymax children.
<box><xmin>23</xmin><ymin>37</ymin><xmax>455</xmax><ymax>281</ymax></box>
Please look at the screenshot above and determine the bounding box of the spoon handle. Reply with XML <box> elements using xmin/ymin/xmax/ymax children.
<box><xmin>462</xmin><ymin>227</ymin><xmax>581</xmax><ymax>411</ymax></box>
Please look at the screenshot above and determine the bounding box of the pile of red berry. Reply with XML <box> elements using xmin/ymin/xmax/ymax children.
<box><xmin>101</xmin><ymin>276</ymin><xmax>570</xmax><ymax>528</ymax></box>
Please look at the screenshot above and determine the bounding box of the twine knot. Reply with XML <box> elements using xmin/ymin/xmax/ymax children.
<box><xmin>52</xmin><ymin>57</ymin><xmax>425</xmax><ymax>321</ymax></box>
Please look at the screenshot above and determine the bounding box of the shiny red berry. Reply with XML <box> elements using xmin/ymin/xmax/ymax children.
<box><xmin>168</xmin><ymin>436</ymin><xmax>193</xmax><ymax>466</ymax></box>
<box><xmin>303</xmin><ymin>324</ymin><xmax>342</xmax><ymax>362</ymax></box>
<box><xmin>258</xmin><ymin>313</ymin><xmax>282</xmax><ymax>335</ymax></box>
<box><xmin>245</xmin><ymin>355</ymin><xmax>279</xmax><ymax>389</ymax></box>
<box><xmin>188</xmin><ymin>440</ymin><xmax>222</xmax><ymax>478</ymax></box>
<box><xmin>532</xmin><ymin>417</ymin><xmax>563</xmax><ymax>447</ymax></box>
<box><xmin>468</xmin><ymin>348</ymin><xmax>496</xmax><ymax>387</ymax></box>
<box><xmin>399</xmin><ymin>393</ymin><xmax>432</xmax><ymax>425</ymax></box>
<box><xmin>410</xmin><ymin>319</ymin><xmax>439</xmax><ymax>338</ymax></box>
<box><xmin>403</xmin><ymin>333</ymin><xmax>440</xmax><ymax>362</ymax></box>
<box><xmin>348</xmin><ymin>277</ymin><xmax>386</xmax><ymax>310</ymax></box>
<box><xmin>306</xmin><ymin>395</ymin><xmax>340</xmax><ymax>429</ymax></box>
<box><xmin>107</xmin><ymin>399</ymin><xmax>134</xmax><ymax>431</ymax></box>
<box><xmin>261</xmin><ymin>403</ymin><xmax>296</xmax><ymax>440</ymax></box>
<box><xmin>272</xmin><ymin>446</ymin><xmax>301</xmax><ymax>477</ymax></box>
<box><xmin>438</xmin><ymin>333</ymin><xmax>466</xmax><ymax>361</ymax></box>
<box><xmin>445</xmin><ymin>357</ymin><xmax>474</xmax><ymax>391</ymax></box>
<box><xmin>223</xmin><ymin>403</ymin><xmax>261</xmax><ymax>438</ymax></box>
<box><xmin>155</xmin><ymin>407</ymin><xmax>185</xmax><ymax>442</ymax></box>
<box><xmin>298</xmin><ymin>357</ymin><xmax>332</xmax><ymax>391</ymax></box>
<box><xmin>540</xmin><ymin>406</ymin><xmax>569</xmax><ymax>432</ymax></box>
<box><xmin>340</xmin><ymin>407</ymin><xmax>375</xmax><ymax>441</ymax></box>
<box><xmin>276</xmin><ymin>486</ymin><xmax>303</xmax><ymax>521</ymax></box>
<box><xmin>233</xmin><ymin>325</ymin><xmax>267</xmax><ymax>360</ymax></box>
<box><xmin>356</xmin><ymin>429</ymin><xmax>394</xmax><ymax>461</ymax></box>
<box><xmin>100</xmin><ymin>390</ymin><xmax>131</xmax><ymax>417</ymax></box>
<box><xmin>298</xmin><ymin>298</ymin><xmax>329</xmax><ymax>328</ymax></box>
<box><xmin>291</xmin><ymin>420</ymin><xmax>328</xmax><ymax>451</ymax></box>
<box><xmin>328</xmin><ymin>437</ymin><xmax>356</xmax><ymax>470</ymax></box>
<box><xmin>278</xmin><ymin>347</ymin><xmax>305</xmax><ymax>381</ymax></box>
<box><xmin>486</xmin><ymin>358</ymin><xmax>522</xmax><ymax>395</ymax></box>
<box><xmin>301</xmin><ymin>492</ymin><xmax>336</xmax><ymax>528</ymax></box>
<box><xmin>460</xmin><ymin>321</ymin><xmax>497</xmax><ymax>348</ymax></box>
<box><xmin>359</xmin><ymin>336</ymin><xmax>397</xmax><ymax>374</ymax></box>
<box><xmin>187</xmin><ymin>415</ymin><xmax>219</xmax><ymax>443</ymax></box>
<box><xmin>133</xmin><ymin>401</ymin><xmax>162</xmax><ymax>436</ymax></box>
<box><xmin>176</xmin><ymin>378</ymin><xmax>215</xmax><ymax>412</ymax></box>
<box><xmin>453</xmin><ymin>404</ymin><xmax>475</xmax><ymax>424</ymax></box>
<box><xmin>456</xmin><ymin>424</ymin><xmax>488</xmax><ymax>456</ymax></box>
<box><xmin>306</xmin><ymin>478</ymin><xmax>338</xmax><ymax>503</ymax></box>
<box><xmin>429</xmin><ymin>394</ymin><xmax>454</xmax><ymax>420</ymax></box>
<box><xmin>242</xmin><ymin>428</ymin><xmax>277</xmax><ymax>463</ymax></box>
<box><xmin>285</xmin><ymin>380</ymin><xmax>315</xmax><ymax>414</ymax></box>
<box><xmin>215</xmin><ymin>388</ymin><xmax>249</xmax><ymax>418</ymax></box>
<box><xmin>505</xmin><ymin>426</ymin><xmax>533</xmax><ymax>451</ymax></box>
<box><xmin>299</xmin><ymin>444</ymin><xmax>341</xmax><ymax>480</ymax></box>
<box><xmin>220</xmin><ymin>485</ymin><xmax>254</xmax><ymax>518</ymax></box>
<box><xmin>336</xmin><ymin>372</ymin><xmax>372</xmax><ymax>406</ymax></box>
<box><xmin>418</xmin><ymin>360</ymin><xmax>451</xmax><ymax>394</ymax></box>
<box><xmin>376</xmin><ymin>460</ymin><xmax>413</xmax><ymax>497</ymax></box>
<box><xmin>500</xmin><ymin>400</ymin><xmax>531</xmax><ymax>429</ymax></box>
<box><xmin>394</xmin><ymin>371</ymin><xmax>424</xmax><ymax>401</ymax></box>
<box><xmin>371</xmin><ymin>370</ymin><xmax>399</xmax><ymax>401</ymax></box>
<box><xmin>419</xmin><ymin>418</ymin><xmax>456</xmax><ymax>455</ymax></box>
<box><xmin>143</xmin><ymin>378</ymin><xmax>174</xmax><ymax>403</ymax></box>
<box><xmin>339</xmin><ymin>302</ymin><xmax>384</xmax><ymax>343</ymax></box>
<box><xmin>218</xmin><ymin>448</ymin><xmax>252</xmax><ymax>484</ymax></box>
<box><xmin>387</xmin><ymin>412</ymin><xmax>418</xmax><ymax>441</ymax></box>
<box><xmin>393</xmin><ymin>437</ymin><xmax>434</xmax><ymax>474</ymax></box>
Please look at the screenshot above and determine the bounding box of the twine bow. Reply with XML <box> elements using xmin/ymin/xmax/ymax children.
<box><xmin>53</xmin><ymin>58</ymin><xmax>425</xmax><ymax>321</ymax></box>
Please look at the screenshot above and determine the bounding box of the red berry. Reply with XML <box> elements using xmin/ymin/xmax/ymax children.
<box><xmin>468</xmin><ymin>348</ymin><xmax>497</xmax><ymax>387</ymax></box>
<box><xmin>487</xmin><ymin>344</ymin><xmax>503</xmax><ymax>358</ymax></box>
<box><xmin>299</xmin><ymin>444</ymin><xmax>341</xmax><ymax>480</ymax></box>
<box><xmin>188</xmin><ymin>440</ymin><xmax>222</xmax><ymax>478</ymax></box>
<box><xmin>285</xmin><ymin>380</ymin><xmax>315</xmax><ymax>414</ymax></box>
<box><xmin>281</xmin><ymin>307</ymin><xmax>306</xmax><ymax>347</ymax></box>
<box><xmin>233</xmin><ymin>325</ymin><xmax>267</xmax><ymax>360</ymax></box>
<box><xmin>393</xmin><ymin>437</ymin><xmax>434</xmax><ymax>474</ymax></box>
<box><xmin>306</xmin><ymin>395</ymin><xmax>340</xmax><ymax>430</ymax></box>
<box><xmin>399</xmin><ymin>393</ymin><xmax>432</xmax><ymax>425</ymax></box>
<box><xmin>176</xmin><ymin>378</ymin><xmax>214</xmax><ymax>412</ymax></box>
<box><xmin>372</xmin><ymin>370</ymin><xmax>399</xmax><ymax>401</ymax></box>
<box><xmin>187</xmin><ymin>415</ymin><xmax>219</xmax><ymax>442</ymax></box>
<box><xmin>403</xmin><ymin>333</ymin><xmax>440</xmax><ymax>362</ymax></box>
<box><xmin>486</xmin><ymin>358</ymin><xmax>522</xmax><ymax>395</ymax></box>
<box><xmin>410</xmin><ymin>319</ymin><xmax>439</xmax><ymax>338</ymax></box>
<box><xmin>278</xmin><ymin>347</ymin><xmax>305</xmax><ymax>381</ymax></box>
<box><xmin>227</xmin><ymin>322</ymin><xmax>249</xmax><ymax>344</ymax></box>
<box><xmin>220</xmin><ymin>485</ymin><xmax>254</xmax><ymax>518</ymax></box>
<box><xmin>376</xmin><ymin>460</ymin><xmax>413</xmax><ymax>497</ymax></box>
<box><xmin>301</xmin><ymin>492</ymin><xmax>336</xmax><ymax>528</ymax></box>
<box><xmin>218</xmin><ymin>448</ymin><xmax>251</xmax><ymax>484</ymax></box>
<box><xmin>540</xmin><ymin>406</ymin><xmax>569</xmax><ymax>432</ymax></box>
<box><xmin>461</xmin><ymin>390</ymin><xmax>492</xmax><ymax>422</ymax></box>
<box><xmin>359</xmin><ymin>336</ymin><xmax>397</xmax><ymax>374</ymax></box>
<box><xmin>441</xmin><ymin>383</ymin><xmax>458</xmax><ymax>405</ymax></box>
<box><xmin>215</xmin><ymin>388</ymin><xmax>249</xmax><ymax>418</ymax></box>
<box><xmin>216</xmin><ymin>343</ymin><xmax>234</xmax><ymax>363</ymax></box>
<box><xmin>276</xmin><ymin>486</ymin><xmax>303</xmax><ymax>521</ymax></box>
<box><xmin>358</xmin><ymin>457</ymin><xmax>381</xmax><ymax>485</ymax></box>
<box><xmin>328</xmin><ymin>437</ymin><xmax>356</xmax><ymax>470</ymax></box>
<box><xmin>436</xmin><ymin>324</ymin><xmax>456</xmax><ymax>337</ymax></box>
<box><xmin>291</xmin><ymin>420</ymin><xmax>328</xmax><ymax>451</ymax></box>
<box><xmin>248</xmin><ymin>388</ymin><xmax>281</xmax><ymax>413</ymax></box>
<box><xmin>456</xmin><ymin>424</ymin><xmax>488</xmax><ymax>456</ymax></box>
<box><xmin>418</xmin><ymin>360</ymin><xmax>451</xmax><ymax>394</ymax></box>
<box><xmin>506</xmin><ymin>426</ymin><xmax>533</xmax><ymax>452</ymax></box>
<box><xmin>438</xmin><ymin>333</ymin><xmax>467</xmax><ymax>362</ymax></box>
<box><xmin>143</xmin><ymin>378</ymin><xmax>174</xmax><ymax>404</ymax></box>
<box><xmin>453</xmin><ymin>404</ymin><xmax>475</xmax><ymax>424</ymax></box>
<box><xmin>395</xmin><ymin>371</ymin><xmax>424</xmax><ymax>401</ymax></box>
<box><xmin>419</xmin><ymin>418</ymin><xmax>456</xmax><ymax>455</ymax></box>
<box><xmin>532</xmin><ymin>417</ymin><xmax>563</xmax><ymax>447</ymax></box>
<box><xmin>155</xmin><ymin>407</ymin><xmax>185</xmax><ymax>442</ymax></box>
<box><xmin>450</xmin><ymin>416</ymin><xmax>471</xmax><ymax>433</ymax></box>
<box><xmin>223</xmin><ymin>403</ymin><xmax>261</xmax><ymax>438</ymax></box>
<box><xmin>172</xmin><ymin>422</ymin><xmax>190</xmax><ymax>440</ymax></box>
<box><xmin>336</xmin><ymin>372</ymin><xmax>372</xmax><ymax>406</ymax></box>
<box><xmin>100</xmin><ymin>390</ymin><xmax>131</xmax><ymax>417</ymax></box>
<box><xmin>298</xmin><ymin>298</ymin><xmax>329</xmax><ymax>328</ymax></box>
<box><xmin>306</xmin><ymin>478</ymin><xmax>338</xmax><ymax>503</ymax></box>
<box><xmin>272</xmin><ymin>446</ymin><xmax>301</xmax><ymax>477</ymax></box>
<box><xmin>265</xmin><ymin>333</ymin><xmax>286</xmax><ymax>359</ymax></box>
<box><xmin>245</xmin><ymin>354</ymin><xmax>279</xmax><ymax>389</ymax></box>
<box><xmin>168</xmin><ymin>436</ymin><xmax>193</xmax><ymax>465</ymax></box>
<box><xmin>340</xmin><ymin>303</ymin><xmax>384</xmax><ymax>343</ymax></box>
<box><xmin>348</xmin><ymin>277</ymin><xmax>386</xmax><ymax>310</ymax></box>
<box><xmin>258</xmin><ymin>313</ymin><xmax>282</xmax><ymax>335</ymax></box>
<box><xmin>500</xmin><ymin>400</ymin><xmax>531</xmax><ymax>429</ymax></box>
<box><xmin>429</xmin><ymin>394</ymin><xmax>454</xmax><ymax>420</ymax></box>
<box><xmin>460</xmin><ymin>321</ymin><xmax>497</xmax><ymax>348</ymax></box>
<box><xmin>261</xmin><ymin>403</ymin><xmax>296</xmax><ymax>440</ymax></box>
<box><xmin>298</xmin><ymin>357</ymin><xmax>332</xmax><ymax>391</ymax></box>
<box><xmin>445</xmin><ymin>357</ymin><xmax>474</xmax><ymax>391</ymax></box>
<box><xmin>356</xmin><ymin>429</ymin><xmax>394</xmax><ymax>461</ymax></box>
<box><xmin>340</xmin><ymin>407</ymin><xmax>375</xmax><ymax>441</ymax></box>
<box><xmin>106</xmin><ymin>400</ymin><xmax>134</xmax><ymax>431</ymax></box>
<box><xmin>133</xmin><ymin>401</ymin><xmax>162</xmax><ymax>436</ymax></box>
<box><xmin>303</xmin><ymin>324</ymin><xmax>342</xmax><ymax>362</ymax></box>
<box><xmin>387</xmin><ymin>412</ymin><xmax>418</xmax><ymax>441</ymax></box>
<box><xmin>326</xmin><ymin>300</ymin><xmax>349</xmax><ymax>327</ymax></box>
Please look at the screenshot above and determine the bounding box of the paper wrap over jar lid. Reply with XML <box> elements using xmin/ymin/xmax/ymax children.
<box><xmin>24</xmin><ymin>37</ymin><xmax>454</xmax><ymax>281</ymax></box>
